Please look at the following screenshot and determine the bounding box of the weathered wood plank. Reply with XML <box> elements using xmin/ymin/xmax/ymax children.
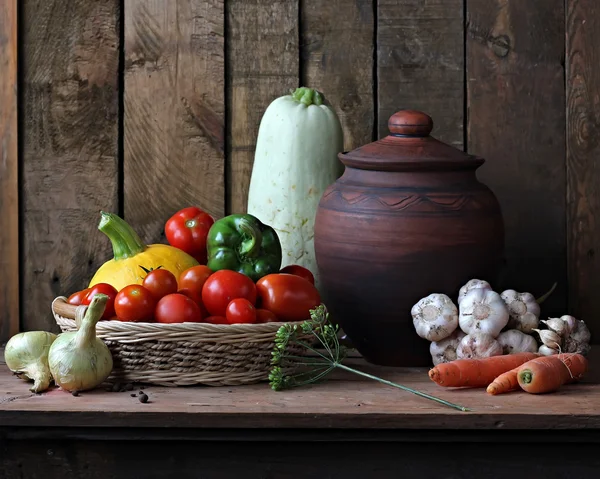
<box><xmin>0</xmin><ymin>0</ymin><xmax>19</xmax><ymax>343</ymax></box>
<box><xmin>1</xmin><ymin>350</ymin><xmax>599</xmax><ymax>430</ymax></box>
<box><xmin>377</xmin><ymin>0</ymin><xmax>464</xmax><ymax>147</ymax></box>
<box><xmin>301</xmin><ymin>0</ymin><xmax>374</xmax><ymax>150</ymax></box>
<box><xmin>467</xmin><ymin>1</ymin><xmax>566</xmax><ymax>315</ymax></box>
<box><xmin>566</xmin><ymin>0</ymin><xmax>600</xmax><ymax>342</ymax></box>
<box><xmin>226</xmin><ymin>0</ymin><xmax>299</xmax><ymax>215</ymax></box>
<box><xmin>124</xmin><ymin>0</ymin><xmax>225</xmax><ymax>239</ymax></box>
<box><xmin>21</xmin><ymin>0</ymin><xmax>120</xmax><ymax>332</ymax></box>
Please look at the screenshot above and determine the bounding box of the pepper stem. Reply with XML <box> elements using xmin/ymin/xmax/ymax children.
<box><xmin>76</xmin><ymin>294</ymin><xmax>107</xmax><ymax>350</ymax></box>
<box><xmin>98</xmin><ymin>211</ymin><xmax>146</xmax><ymax>260</ymax></box>
<box><xmin>292</xmin><ymin>87</ymin><xmax>324</xmax><ymax>106</ymax></box>
<box><xmin>238</xmin><ymin>216</ymin><xmax>263</xmax><ymax>258</ymax></box>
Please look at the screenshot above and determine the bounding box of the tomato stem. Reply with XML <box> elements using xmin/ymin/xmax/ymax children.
<box><xmin>98</xmin><ymin>211</ymin><xmax>146</xmax><ymax>260</ymax></box>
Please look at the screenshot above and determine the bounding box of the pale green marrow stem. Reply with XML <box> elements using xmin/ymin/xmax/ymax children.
<box><xmin>98</xmin><ymin>211</ymin><xmax>146</xmax><ymax>260</ymax></box>
<box><xmin>292</xmin><ymin>87</ymin><xmax>324</xmax><ymax>106</ymax></box>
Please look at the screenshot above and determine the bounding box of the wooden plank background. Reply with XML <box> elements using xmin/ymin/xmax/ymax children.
<box><xmin>1</xmin><ymin>0</ymin><xmax>599</xmax><ymax>345</ymax></box>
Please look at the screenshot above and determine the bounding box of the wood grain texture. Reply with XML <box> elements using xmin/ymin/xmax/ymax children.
<box><xmin>124</xmin><ymin>0</ymin><xmax>225</xmax><ymax>240</ymax></box>
<box><xmin>301</xmin><ymin>0</ymin><xmax>374</xmax><ymax>151</ymax></box>
<box><xmin>1</xmin><ymin>350</ymin><xmax>599</xmax><ymax>430</ymax></box>
<box><xmin>467</xmin><ymin>1</ymin><xmax>566</xmax><ymax>315</ymax></box>
<box><xmin>0</xmin><ymin>0</ymin><xmax>18</xmax><ymax>343</ymax></box>
<box><xmin>566</xmin><ymin>0</ymin><xmax>600</xmax><ymax>342</ymax></box>
<box><xmin>21</xmin><ymin>0</ymin><xmax>120</xmax><ymax>332</ymax></box>
<box><xmin>377</xmin><ymin>0</ymin><xmax>464</xmax><ymax>147</ymax></box>
<box><xmin>226</xmin><ymin>0</ymin><xmax>299</xmax><ymax>214</ymax></box>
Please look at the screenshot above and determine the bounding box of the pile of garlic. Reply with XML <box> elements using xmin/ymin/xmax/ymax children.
<box><xmin>411</xmin><ymin>279</ymin><xmax>592</xmax><ymax>365</ymax></box>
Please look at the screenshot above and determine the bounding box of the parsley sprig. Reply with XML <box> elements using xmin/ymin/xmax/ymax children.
<box><xmin>269</xmin><ymin>304</ymin><xmax>469</xmax><ymax>412</ymax></box>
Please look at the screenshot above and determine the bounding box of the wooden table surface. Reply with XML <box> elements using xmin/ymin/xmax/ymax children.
<box><xmin>2</xmin><ymin>351</ymin><xmax>599</xmax><ymax>478</ymax></box>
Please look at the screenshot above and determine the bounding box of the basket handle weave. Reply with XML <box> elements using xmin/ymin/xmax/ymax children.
<box><xmin>52</xmin><ymin>297</ymin><xmax>87</xmax><ymax>327</ymax></box>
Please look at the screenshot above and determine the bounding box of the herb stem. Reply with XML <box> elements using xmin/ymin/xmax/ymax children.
<box><xmin>333</xmin><ymin>363</ymin><xmax>470</xmax><ymax>412</ymax></box>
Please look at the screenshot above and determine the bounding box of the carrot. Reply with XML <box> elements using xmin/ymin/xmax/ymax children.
<box><xmin>486</xmin><ymin>366</ymin><xmax>521</xmax><ymax>395</ymax></box>
<box><xmin>517</xmin><ymin>353</ymin><xmax>588</xmax><ymax>394</ymax></box>
<box><xmin>428</xmin><ymin>352</ymin><xmax>539</xmax><ymax>388</ymax></box>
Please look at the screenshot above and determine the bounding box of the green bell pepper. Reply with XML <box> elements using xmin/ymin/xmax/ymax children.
<box><xmin>206</xmin><ymin>214</ymin><xmax>282</xmax><ymax>282</ymax></box>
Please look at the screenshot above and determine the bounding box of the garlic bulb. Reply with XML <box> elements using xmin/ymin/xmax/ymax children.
<box><xmin>497</xmin><ymin>329</ymin><xmax>538</xmax><ymax>354</ymax></box>
<box><xmin>533</xmin><ymin>328</ymin><xmax>562</xmax><ymax>349</ymax></box>
<box><xmin>538</xmin><ymin>344</ymin><xmax>558</xmax><ymax>356</ymax></box>
<box><xmin>48</xmin><ymin>294</ymin><xmax>113</xmax><ymax>392</ymax></box>
<box><xmin>458</xmin><ymin>288</ymin><xmax>509</xmax><ymax>338</ymax></box>
<box><xmin>411</xmin><ymin>293</ymin><xmax>458</xmax><ymax>341</ymax></box>
<box><xmin>500</xmin><ymin>290</ymin><xmax>540</xmax><ymax>333</ymax></box>
<box><xmin>458</xmin><ymin>279</ymin><xmax>492</xmax><ymax>302</ymax></box>
<box><xmin>564</xmin><ymin>320</ymin><xmax>592</xmax><ymax>355</ymax></box>
<box><xmin>4</xmin><ymin>331</ymin><xmax>57</xmax><ymax>393</ymax></box>
<box><xmin>430</xmin><ymin>330</ymin><xmax>466</xmax><ymax>365</ymax></box>
<box><xmin>456</xmin><ymin>332</ymin><xmax>503</xmax><ymax>359</ymax></box>
<box><xmin>541</xmin><ymin>316</ymin><xmax>575</xmax><ymax>337</ymax></box>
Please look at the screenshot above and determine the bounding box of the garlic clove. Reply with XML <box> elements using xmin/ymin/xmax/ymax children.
<box><xmin>458</xmin><ymin>279</ymin><xmax>492</xmax><ymax>303</ymax></box>
<box><xmin>533</xmin><ymin>328</ymin><xmax>562</xmax><ymax>349</ymax></box>
<box><xmin>456</xmin><ymin>332</ymin><xmax>503</xmax><ymax>359</ymax></box>
<box><xmin>411</xmin><ymin>293</ymin><xmax>458</xmax><ymax>342</ymax></box>
<box><xmin>538</xmin><ymin>344</ymin><xmax>558</xmax><ymax>356</ymax></box>
<box><xmin>541</xmin><ymin>317</ymin><xmax>570</xmax><ymax>337</ymax></box>
<box><xmin>458</xmin><ymin>288</ymin><xmax>509</xmax><ymax>338</ymax></box>
<box><xmin>560</xmin><ymin>315</ymin><xmax>578</xmax><ymax>335</ymax></box>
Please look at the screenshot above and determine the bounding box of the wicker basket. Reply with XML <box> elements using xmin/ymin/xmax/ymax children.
<box><xmin>52</xmin><ymin>296</ymin><xmax>306</xmax><ymax>387</ymax></box>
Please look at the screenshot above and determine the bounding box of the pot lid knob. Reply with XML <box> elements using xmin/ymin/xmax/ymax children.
<box><xmin>388</xmin><ymin>110</ymin><xmax>433</xmax><ymax>137</ymax></box>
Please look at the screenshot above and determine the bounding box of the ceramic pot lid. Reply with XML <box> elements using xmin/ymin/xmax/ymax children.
<box><xmin>339</xmin><ymin>110</ymin><xmax>484</xmax><ymax>171</ymax></box>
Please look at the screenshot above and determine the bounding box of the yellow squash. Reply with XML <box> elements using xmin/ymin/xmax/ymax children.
<box><xmin>89</xmin><ymin>212</ymin><xmax>199</xmax><ymax>291</ymax></box>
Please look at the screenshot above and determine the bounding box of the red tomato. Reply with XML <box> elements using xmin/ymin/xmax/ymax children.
<box><xmin>204</xmin><ymin>315</ymin><xmax>228</xmax><ymax>325</ymax></box>
<box><xmin>142</xmin><ymin>268</ymin><xmax>178</xmax><ymax>300</ymax></box>
<box><xmin>201</xmin><ymin>270</ymin><xmax>257</xmax><ymax>317</ymax></box>
<box><xmin>178</xmin><ymin>288</ymin><xmax>210</xmax><ymax>317</ymax></box>
<box><xmin>225</xmin><ymin>298</ymin><xmax>257</xmax><ymax>324</ymax></box>
<box><xmin>179</xmin><ymin>265</ymin><xmax>213</xmax><ymax>295</ymax></box>
<box><xmin>82</xmin><ymin>283</ymin><xmax>118</xmax><ymax>320</ymax></box>
<box><xmin>256</xmin><ymin>309</ymin><xmax>278</xmax><ymax>323</ymax></box>
<box><xmin>279</xmin><ymin>265</ymin><xmax>315</xmax><ymax>285</ymax></box>
<box><xmin>67</xmin><ymin>288</ymin><xmax>90</xmax><ymax>306</ymax></box>
<box><xmin>256</xmin><ymin>274</ymin><xmax>321</xmax><ymax>322</ymax></box>
<box><xmin>165</xmin><ymin>207</ymin><xmax>214</xmax><ymax>264</ymax></box>
<box><xmin>155</xmin><ymin>293</ymin><xmax>203</xmax><ymax>324</ymax></box>
<box><xmin>114</xmin><ymin>285</ymin><xmax>156</xmax><ymax>322</ymax></box>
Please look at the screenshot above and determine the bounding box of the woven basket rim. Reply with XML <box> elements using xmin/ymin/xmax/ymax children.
<box><xmin>52</xmin><ymin>296</ymin><xmax>298</xmax><ymax>334</ymax></box>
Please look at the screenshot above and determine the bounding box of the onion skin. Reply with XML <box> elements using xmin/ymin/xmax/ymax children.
<box><xmin>48</xmin><ymin>294</ymin><xmax>113</xmax><ymax>392</ymax></box>
<box><xmin>4</xmin><ymin>331</ymin><xmax>57</xmax><ymax>393</ymax></box>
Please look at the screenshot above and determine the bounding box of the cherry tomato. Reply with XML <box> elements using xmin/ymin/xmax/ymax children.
<box><xmin>256</xmin><ymin>274</ymin><xmax>321</xmax><ymax>322</ymax></box>
<box><xmin>179</xmin><ymin>265</ymin><xmax>213</xmax><ymax>296</ymax></box>
<box><xmin>178</xmin><ymin>287</ymin><xmax>210</xmax><ymax>317</ymax></box>
<box><xmin>67</xmin><ymin>288</ymin><xmax>90</xmax><ymax>306</ymax></box>
<box><xmin>114</xmin><ymin>285</ymin><xmax>156</xmax><ymax>322</ymax></box>
<box><xmin>256</xmin><ymin>308</ymin><xmax>279</xmax><ymax>323</ymax></box>
<box><xmin>204</xmin><ymin>315</ymin><xmax>228</xmax><ymax>325</ymax></box>
<box><xmin>279</xmin><ymin>265</ymin><xmax>315</xmax><ymax>285</ymax></box>
<box><xmin>155</xmin><ymin>293</ymin><xmax>203</xmax><ymax>324</ymax></box>
<box><xmin>82</xmin><ymin>283</ymin><xmax>118</xmax><ymax>320</ymax></box>
<box><xmin>165</xmin><ymin>207</ymin><xmax>215</xmax><ymax>264</ymax></box>
<box><xmin>142</xmin><ymin>268</ymin><xmax>178</xmax><ymax>300</ymax></box>
<box><xmin>202</xmin><ymin>270</ymin><xmax>257</xmax><ymax>317</ymax></box>
<box><xmin>225</xmin><ymin>298</ymin><xmax>257</xmax><ymax>324</ymax></box>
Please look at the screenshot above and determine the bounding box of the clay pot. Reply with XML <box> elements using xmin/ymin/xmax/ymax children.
<box><xmin>314</xmin><ymin>110</ymin><xmax>505</xmax><ymax>367</ymax></box>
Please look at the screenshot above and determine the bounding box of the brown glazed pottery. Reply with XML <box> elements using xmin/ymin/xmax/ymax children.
<box><xmin>314</xmin><ymin>110</ymin><xmax>505</xmax><ymax>367</ymax></box>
